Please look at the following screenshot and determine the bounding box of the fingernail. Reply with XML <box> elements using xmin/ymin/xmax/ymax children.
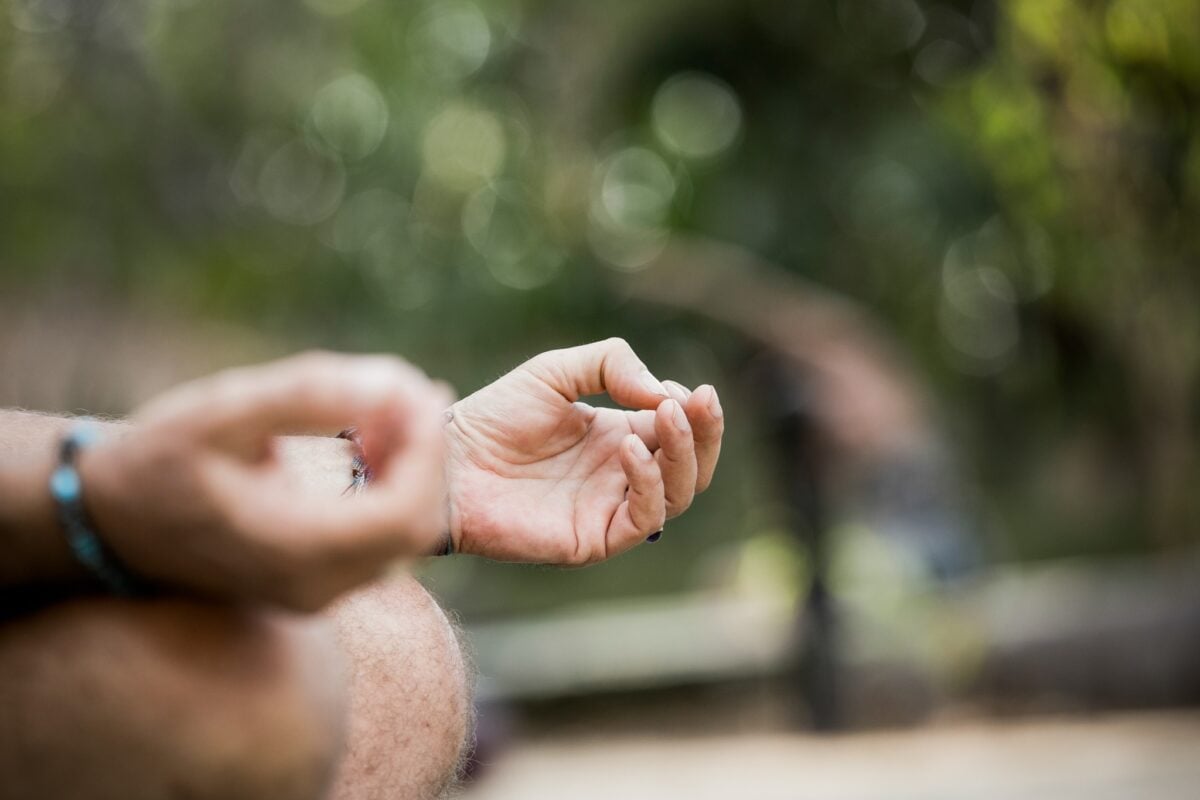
<box><xmin>672</xmin><ymin>401</ymin><xmax>690</xmax><ymax>432</ymax></box>
<box><xmin>639</xmin><ymin>370</ymin><xmax>668</xmax><ymax>397</ymax></box>
<box><xmin>663</xmin><ymin>380</ymin><xmax>690</xmax><ymax>404</ymax></box>
<box><xmin>631</xmin><ymin>436</ymin><xmax>654</xmax><ymax>461</ymax></box>
<box><xmin>646</xmin><ymin>530</ymin><xmax>663</xmax><ymax>543</ymax></box>
<box><xmin>706</xmin><ymin>386</ymin><xmax>723</xmax><ymax>419</ymax></box>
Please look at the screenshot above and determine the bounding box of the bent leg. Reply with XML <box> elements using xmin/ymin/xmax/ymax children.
<box><xmin>0</xmin><ymin>594</ymin><xmax>347</xmax><ymax>800</ymax></box>
<box><xmin>327</xmin><ymin>574</ymin><xmax>474</xmax><ymax>800</ymax></box>
<box><xmin>0</xmin><ymin>575</ymin><xmax>471</xmax><ymax>800</ymax></box>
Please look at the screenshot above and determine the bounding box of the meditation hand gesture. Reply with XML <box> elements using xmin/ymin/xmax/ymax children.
<box><xmin>80</xmin><ymin>353</ymin><xmax>451</xmax><ymax>610</ymax></box>
<box><xmin>445</xmin><ymin>338</ymin><xmax>724</xmax><ymax>564</ymax></box>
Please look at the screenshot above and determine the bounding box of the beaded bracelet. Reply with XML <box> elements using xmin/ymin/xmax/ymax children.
<box><xmin>50</xmin><ymin>421</ymin><xmax>143</xmax><ymax>595</ymax></box>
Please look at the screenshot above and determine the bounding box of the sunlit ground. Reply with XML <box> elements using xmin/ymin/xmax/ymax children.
<box><xmin>461</xmin><ymin>710</ymin><xmax>1200</xmax><ymax>800</ymax></box>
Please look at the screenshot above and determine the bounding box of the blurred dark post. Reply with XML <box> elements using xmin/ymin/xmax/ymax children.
<box><xmin>625</xmin><ymin>236</ymin><xmax>943</xmax><ymax>731</ymax></box>
<box><xmin>749</xmin><ymin>354</ymin><xmax>840</xmax><ymax>731</ymax></box>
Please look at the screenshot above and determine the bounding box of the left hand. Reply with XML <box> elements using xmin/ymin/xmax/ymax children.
<box><xmin>444</xmin><ymin>338</ymin><xmax>724</xmax><ymax>564</ymax></box>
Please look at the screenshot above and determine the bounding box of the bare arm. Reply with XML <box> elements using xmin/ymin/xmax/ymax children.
<box><xmin>0</xmin><ymin>352</ymin><xmax>452</xmax><ymax>610</ymax></box>
<box><xmin>0</xmin><ymin>339</ymin><xmax>727</xmax><ymax>604</ymax></box>
<box><xmin>0</xmin><ymin>411</ymin><xmax>363</xmax><ymax>588</ymax></box>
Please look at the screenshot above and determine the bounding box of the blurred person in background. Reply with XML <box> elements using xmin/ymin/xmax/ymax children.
<box><xmin>0</xmin><ymin>339</ymin><xmax>724</xmax><ymax>800</ymax></box>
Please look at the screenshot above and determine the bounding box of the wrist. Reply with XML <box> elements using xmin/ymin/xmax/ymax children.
<box><xmin>442</xmin><ymin>406</ymin><xmax>469</xmax><ymax>556</ymax></box>
<box><xmin>444</xmin><ymin>476</ymin><xmax>463</xmax><ymax>556</ymax></box>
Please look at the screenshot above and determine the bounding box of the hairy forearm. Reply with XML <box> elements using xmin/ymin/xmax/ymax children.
<box><xmin>0</xmin><ymin>410</ymin><xmax>355</xmax><ymax>593</ymax></box>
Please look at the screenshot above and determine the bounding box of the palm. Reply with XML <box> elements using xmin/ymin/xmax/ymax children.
<box><xmin>446</xmin><ymin>366</ymin><xmax>644</xmax><ymax>563</ymax></box>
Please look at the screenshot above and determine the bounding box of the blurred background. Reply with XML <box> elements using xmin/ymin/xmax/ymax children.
<box><xmin>3</xmin><ymin>0</ymin><xmax>1200</xmax><ymax>796</ymax></box>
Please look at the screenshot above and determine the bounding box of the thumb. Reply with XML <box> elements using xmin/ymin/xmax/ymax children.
<box><xmin>525</xmin><ymin>337</ymin><xmax>669</xmax><ymax>410</ymax></box>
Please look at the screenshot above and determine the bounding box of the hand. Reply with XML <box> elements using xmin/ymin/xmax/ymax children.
<box><xmin>445</xmin><ymin>338</ymin><xmax>724</xmax><ymax>564</ymax></box>
<box><xmin>80</xmin><ymin>352</ymin><xmax>451</xmax><ymax>611</ymax></box>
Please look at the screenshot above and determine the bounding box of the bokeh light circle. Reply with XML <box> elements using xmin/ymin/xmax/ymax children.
<box><xmin>408</xmin><ymin>1</ymin><xmax>492</xmax><ymax>82</ymax></box>
<box><xmin>257</xmin><ymin>140</ymin><xmax>346</xmax><ymax>225</ymax></box>
<box><xmin>589</xmin><ymin>146</ymin><xmax>676</xmax><ymax>271</ymax></box>
<box><xmin>652</xmin><ymin>72</ymin><xmax>743</xmax><ymax>160</ymax></box>
<box><xmin>422</xmin><ymin>103</ymin><xmax>506</xmax><ymax>191</ymax></box>
<box><xmin>310</xmin><ymin>73</ymin><xmax>389</xmax><ymax>162</ymax></box>
<box><xmin>463</xmin><ymin>181</ymin><xmax>564</xmax><ymax>290</ymax></box>
<box><xmin>600</xmin><ymin>146</ymin><xmax>676</xmax><ymax>228</ymax></box>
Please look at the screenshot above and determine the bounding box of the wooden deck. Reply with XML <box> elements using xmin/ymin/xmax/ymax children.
<box><xmin>462</xmin><ymin>710</ymin><xmax>1200</xmax><ymax>800</ymax></box>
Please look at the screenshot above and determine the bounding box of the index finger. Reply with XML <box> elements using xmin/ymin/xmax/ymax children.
<box><xmin>525</xmin><ymin>337</ymin><xmax>670</xmax><ymax>410</ymax></box>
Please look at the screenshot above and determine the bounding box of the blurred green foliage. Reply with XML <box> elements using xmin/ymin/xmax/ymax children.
<box><xmin>2</xmin><ymin>0</ymin><xmax>1197</xmax><ymax>615</ymax></box>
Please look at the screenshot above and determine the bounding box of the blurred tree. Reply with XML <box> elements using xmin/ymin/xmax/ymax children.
<box><xmin>1</xmin><ymin>0</ymin><xmax>1197</xmax><ymax>621</ymax></box>
<box><xmin>941</xmin><ymin>0</ymin><xmax>1200</xmax><ymax>546</ymax></box>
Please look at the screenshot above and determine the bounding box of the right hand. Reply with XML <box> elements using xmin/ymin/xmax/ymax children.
<box><xmin>79</xmin><ymin>352</ymin><xmax>451</xmax><ymax>611</ymax></box>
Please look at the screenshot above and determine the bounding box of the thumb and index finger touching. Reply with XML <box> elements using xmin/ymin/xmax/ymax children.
<box><xmin>138</xmin><ymin>352</ymin><xmax>452</xmax><ymax>555</ymax></box>
<box><xmin>528</xmin><ymin>337</ymin><xmax>672</xmax><ymax>410</ymax></box>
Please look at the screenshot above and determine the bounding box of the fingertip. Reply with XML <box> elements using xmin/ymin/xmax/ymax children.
<box><xmin>687</xmin><ymin>384</ymin><xmax>718</xmax><ymax>423</ymax></box>
<box><xmin>705</xmin><ymin>384</ymin><xmax>723</xmax><ymax>421</ymax></box>
<box><xmin>624</xmin><ymin>433</ymin><xmax>653</xmax><ymax>463</ymax></box>
<box><xmin>622</xmin><ymin>369</ymin><xmax>669</xmax><ymax>409</ymax></box>
<box><xmin>662</xmin><ymin>380</ymin><xmax>692</xmax><ymax>405</ymax></box>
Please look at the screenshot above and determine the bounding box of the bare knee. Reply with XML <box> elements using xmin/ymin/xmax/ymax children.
<box><xmin>328</xmin><ymin>574</ymin><xmax>473</xmax><ymax>800</ymax></box>
<box><xmin>0</xmin><ymin>596</ymin><xmax>346</xmax><ymax>800</ymax></box>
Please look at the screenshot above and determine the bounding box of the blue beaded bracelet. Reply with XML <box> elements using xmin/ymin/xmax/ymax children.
<box><xmin>50</xmin><ymin>421</ymin><xmax>142</xmax><ymax>595</ymax></box>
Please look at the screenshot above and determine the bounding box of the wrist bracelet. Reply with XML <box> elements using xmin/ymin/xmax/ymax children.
<box><xmin>50</xmin><ymin>421</ymin><xmax>142</xmax><ymax>595</ymax></box>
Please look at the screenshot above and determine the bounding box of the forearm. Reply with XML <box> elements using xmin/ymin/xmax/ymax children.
<box><xmin>0</xmin><ymin>410</ymin><xmax>355</xmax><ymax>592</ymax></box>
